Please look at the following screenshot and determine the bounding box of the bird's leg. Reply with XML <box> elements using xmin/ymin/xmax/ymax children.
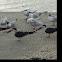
<box><xmin>53</xmin><ymin>22</ymin><xmax>55</xmax><ymax>26</ymax></box>
<box><xmin>17</xmin><ymin>38</ymin><xmax>21</xmax><ymax>41</ymax></box>
<box><xmin>46</xmin><ymin>34</ymin><xmax>50</xmax><ymax>38</ymax></box>
<box><xmin>25</xmin><ymin>18</ymin><xmax>28</xmax><ymax>20</ymax></box>
<box><xmin>25</xmin><ymin>16</ymin><xmax>28</xmax><ymax>20</ymax></box>
<box><xmin>33</xmin><ymin>26</ymin><xmax>35</xmax><ymax>30</ymax></box>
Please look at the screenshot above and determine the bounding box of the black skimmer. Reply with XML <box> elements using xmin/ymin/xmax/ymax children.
<box><xmin>48</xmin><ymin>14</ymin><xmax>57</xmax><ymax>26</ymax></box>
<box><xmin>6</xmin><ymin>28</ymin><xmax>37</xmax><ymax>41</ymax></box>
<box><xmin>37</xmin><ymin>25</ymin><xmax>57</xmax><ymax>38</ymax></box>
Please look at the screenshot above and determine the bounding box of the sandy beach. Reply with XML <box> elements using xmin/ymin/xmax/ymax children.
<box><xmin>0</xmin><ymin>12</ymin><xmax>57</xmax><ymax>60</ymax></box>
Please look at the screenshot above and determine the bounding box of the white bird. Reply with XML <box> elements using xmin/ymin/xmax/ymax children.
<box><xmin>48</xmin><ymin>14</ymin><xmax>57</xmax><ymax>26</ymax></box>
<box><xmin>23</xmin><ymin>10</ymin><xmax>30</xmax><ymax>16</ymax></box>
<box><xmin>23</xmin><ymin>10</ymin><xmax>37</xmax><ymax>16</ymax></box>
<box><xmin>28</xmin><ymin>12</ymin><xmax>42</xmax><ymax>18</ymax></box>
<box><xmin>6</xmin><ymin>19</ymin><xmax>18</xmax><ymax>28</ymax></box>
<box><xmin>27</xmin><ymin>18</ymin><xmax>45</xmax><ymax>29</ymax></box>
<box><xmin>23</xmin><ymin>10</ymin><xmax>38</xmax><ymax>20</ymax></box>
<box><xmin>28</xmin><ymin>11</ymin><xmax>48</xmax><ymax>18</ymax></box>
<box><xmin>0</xmin><ymin>17</ymin><xmax>8</xmax><ymax>25</ymax></box>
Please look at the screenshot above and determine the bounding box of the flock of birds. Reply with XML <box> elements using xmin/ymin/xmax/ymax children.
<box><xmin>0</xmin><ymin>10</ymin><xmax>57</xmax><ymax>41</ymax></box>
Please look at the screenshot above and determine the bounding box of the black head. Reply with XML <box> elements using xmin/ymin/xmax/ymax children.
<box><xmin>12</xmin><ymin>28</ymin><xmax>17</xmax><ymax>31</ymax></box>
<box><xmin>29</xmin><ymin>12</ymin><xmax>32</xmax><ymax>13</ymax></box>
<box><xmin>24</xmin><ymin>10</ymin><xmax>27</xmax><ymax>11</ymax></box>
<box><xmin>49</xmin><ymin>14</ymin><xmax>51</xmax><ymax>16</ymax></box>
<box><xmin>39</xmin><ymin>13</ymin><xmax>42</xmax><ymax>15</ymax></box>
<box><xmin>42</xmin><ymin>25</ymin><xmax>47</xmax><ymax>27</ymax></box>
<box><xmin>6</xmin><ymin>21</ymin><xmax>10</xmax><ymax>24</ymax></box>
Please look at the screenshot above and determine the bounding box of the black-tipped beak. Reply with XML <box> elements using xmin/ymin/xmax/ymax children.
<box><xmin>36</xmin><ymin>27</ymin><xmax>43</xmax><ymax>31</ymax></box>
<box><xmin>7</xmin><ymin>30</ymin><xmax>13</xmax><ymax>33</ymax></box>
<box><xmin>7</xmin><ymin>31</ymin><xmax>11</xmax><ymax>33</ymax></box>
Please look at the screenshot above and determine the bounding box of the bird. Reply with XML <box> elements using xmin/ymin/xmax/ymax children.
<box><xmin>28</xmin><ymin>12</ymin><xmax>42</xmax><ymax>18</ymax></box>
<box><xmin>48</xmin><ymin>14</ymin><xmax>57</xmax><ymax>26</ymax></box>
<box><xmin>23</xmin><ymin>10</ymin><xmax>37</xmax><ymax>16</ymax></box>
<box><xmin>37</xmin><ymin>25</ymin><xmax>57</xmax><ymax>38</ymax></box>
<box><xmin>23</xmin><ymin>10</ymin><xmax>37</xmax><ymax>20</ymax></box>
<box><xmin>6</xmin><ymin>19</ymin><xmax>18</xmax><ymax>28</ymax></box>
<box><xmin>28</xmin><ymin>11</ymin><xmax>48</xmax><ymax>18</ymax></box>
<box><xmin>0</xmin><ymin>17</ymin><xmax>8</xmax><ymax>25</ymax></box>
<box><xmin>27</xmin><ymin>18</ymin><xmax>45</xmax><ymax>29</ymax></box>
<box><xmin>6</xmin><ymin>28</ymin><xmax>37</xmax><ymax>41</ymax></box>
<box><xmin>23</xmin><ymin>10</ymin><xmax>30</xmax><ymax>16</ymax></box>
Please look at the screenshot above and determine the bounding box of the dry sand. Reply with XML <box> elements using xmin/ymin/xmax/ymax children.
<box><xmin>0</xmin><ymin>12</ymin><xmax>57</xmax><ymax>60</ymax></box>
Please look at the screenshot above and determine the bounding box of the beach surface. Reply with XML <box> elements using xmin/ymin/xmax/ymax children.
<box><xmin>0</xmin><ymin>12</ymin><xmax>57</xmax><ymax>60</ymax></box>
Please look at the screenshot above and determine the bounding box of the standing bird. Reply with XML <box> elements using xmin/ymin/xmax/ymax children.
<box><xmin>28</xmin><ymin>12</ymin><xmax>42</xmax><ymax>18</ymax></box>
<box><xmin>27</xmin><ymin>18</ymin><xmax>45</xmax><ymax>29</ymax></box>
<box><xmin>23</xmin><ymin>10</ymin><xmax>37</xmax><ymax>16</ymax></box>
<box><xmin>0</xmin><ymin>17</ymin><xmax>8</xmax><ymax>25</ymax></box>
<box><xmin>6</xmin><ymin>19</ymin><xmax>18</xmax><ymax>28</ymax></box>
<box><xmin>37</xmin><ymin>25</ymin><xmax>57</xmax><ymax>38</ymax></box>
<box><xmin>48</xmin><ymin>14</ymin><xmax>57</xmax><ymax>26</ymax></box>
<box><xmin>6</xmin><ymin>28</ymin><xmax>36</xmax><ymax>41</ymax></box>
<box><xmin>23</xmin><ymin>10</ymin><xmax>30</xmax><ymax>16</ymax></box>
<box><xmin>23</xmin><ymin>10</ymin><xmax>37</xmax><ymax>20</ymax></box>
<box><xmin>28</xmin><ymin>11</ymin><xmax>48</xmax><ymax>18</ymax></box>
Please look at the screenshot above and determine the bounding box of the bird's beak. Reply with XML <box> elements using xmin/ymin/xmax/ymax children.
<box><xmin>37</xmin><ymin>27</ymin><xmax>43</xmax><ymax>31</ymax></box>
<box><xmin>7</xmin><ymin>30</ymin><xmax>13</xmax><ymax>33</ymax></box>
<box><xmin>39</xmin><ymin>27</ymin><xmax>43</xmax><ymax>29</ymax></box>
<box><xmin>40</xmin><ymin>27</ymin><xmax>43</xmax><ymax>29</ymax></box>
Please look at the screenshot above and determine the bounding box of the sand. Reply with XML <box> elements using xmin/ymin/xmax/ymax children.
<box><xmin>0</xmin><ymin>12</ymin><xmax>57</xmax><ymax>60</ymax></box>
